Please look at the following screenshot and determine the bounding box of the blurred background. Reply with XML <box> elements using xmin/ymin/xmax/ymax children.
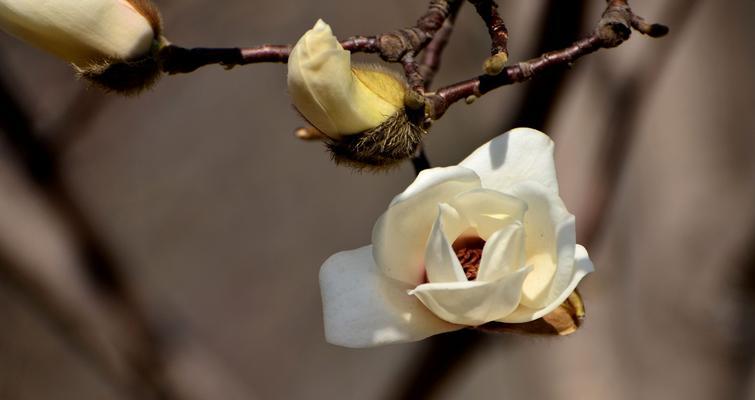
<box><xmin>0</xmin><ymin>0</ymin><xmax>753</xmax><ymax>399</ymax></box>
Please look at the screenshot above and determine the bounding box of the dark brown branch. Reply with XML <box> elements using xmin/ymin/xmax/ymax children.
<box><xmin>159</xmin><ymin>38</ymin><xmax>380</xmax><ymax>75</ymax></box>
<box><xmin>160</xmin><ymin>0</ymin><xmax>459</xmax><ymax>75</ymax></box>
<box><xmin>469</xmin><ymin>0</ymin><xmax>510</xmax><ymax>75</ymax></box>
<box><xmin>159</xmin><ymin>44</ymin><xmax>292</xmax><ymax>74</ymax></box>
<box><xmin>425</xmin><ymin>0</ymin><xmax>668</xmax><ymax>118</ymax></box>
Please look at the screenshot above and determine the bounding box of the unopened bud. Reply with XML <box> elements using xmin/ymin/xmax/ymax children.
<box><xmin>0</xmin><ymin>0</ymin><xmax>165</xmax><ymax>94</ymax></box>
<box><xmin>483</xmin><ymin>52</ymin><xmax>508</xmax><ymax>76</ymax></box>
<box><xmin>287</xmin><ymin>20</ymin><xmax>426</xmax><ymax>170</ymax></box>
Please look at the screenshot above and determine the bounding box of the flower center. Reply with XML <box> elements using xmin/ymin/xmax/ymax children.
<box><xmin>452</xmin><ymin>236</ymin><xmax>486</xmax><ymax>281</ymax></box>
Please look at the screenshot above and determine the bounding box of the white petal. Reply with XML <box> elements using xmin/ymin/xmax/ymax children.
<box><xmin>0</xmin><ymin>0</ymin><xmax>155</xmax><ymax>66</ymax></box>
<box><xmin>459</xmin><ymin>128</ymin><xmax>559</xmax><ymax>196</ymax></box>
<box><xmin>320</xmin><ymin>246</ymin><xmax>461</xmax><ymax>348</ymax></box>
<box><xmin>499</xmin><ymin>245</ymin><xmax>593</xmax><ymax>323</ymax></box>
<box><xmin>504</xmin><ymin>180</ymin><xmax>575</xmax><ymax>309</ymax></box>
<box><xmin>372</xmin><ymin>167</ymin><xmax>481</xmax><ymax>285</ymax></box>
<box><xmin>424</xmin><ymin>204</ymin><xmax>468</xmax><ymax>283</ymax></box>
<box><xmin>448</xmin><ymin>188</ymin><xmax>527</xmax><ymax>239</ymax></box>
<box><xmin>410</xmin><ymin>266</ymin><xmax>532</xmax><ymax>326</ymax></box>
<box><xmin>477</xmin><ymin>222</ymin><xmax>525</xmax><ymax>282</ymax></box>
<box><xmin>287</xmin><ymin>20</ymin><xmax>400</xmax><ymax>137</ymax></box>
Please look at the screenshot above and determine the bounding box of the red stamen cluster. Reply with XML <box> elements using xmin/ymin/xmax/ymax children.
<box><xmin>452</xmin><ymin>236</ymin><xmax>486</xmax><ymax>281</ymax></box>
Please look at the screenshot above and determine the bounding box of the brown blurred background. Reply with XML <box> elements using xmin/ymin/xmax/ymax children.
<box><xmin>1</xmin><ymin>1</ymin><xmax>754</xmax><ymax>399</ymax></box>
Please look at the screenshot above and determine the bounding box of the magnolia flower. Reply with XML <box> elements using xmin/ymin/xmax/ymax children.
<box><xmin>320</xmin><ymin>128</ymin><xmax>594</xmax><ymax>347</ymax></box>
<box><xmin>0</xmin><ymin>0</ymin><xmax>163</xmax><ymax>93</ymax></box>
<box><xmin>287</xmin><ymin>20</ymin><xmax>425</xmax><ymax>168</ymax></box>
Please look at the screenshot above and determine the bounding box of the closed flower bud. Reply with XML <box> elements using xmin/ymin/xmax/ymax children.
<box><xmin>0</xmin><ymin>0</ymin><xmax>164</xmax><ymax>94</ymax></box>
<box><xmin>287</xmin><ymin>20</ymin><xmax>426</xmax><ymax>169</ymax></box>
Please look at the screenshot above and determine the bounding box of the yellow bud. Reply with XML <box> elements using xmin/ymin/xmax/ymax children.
<box><xmin>288</xmin><ymin>20</ymin><xmax>426</xmax><ymax>169</ymax></box>
<box><xmin>288</xmin><ymin>19</ymin><xmax>408</xmax><ymax>138</ymax></box>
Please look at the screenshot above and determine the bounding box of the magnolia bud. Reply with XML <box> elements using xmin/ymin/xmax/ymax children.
<box><xmin>0</xmin><ymin>0</ymin><xmax>164</xmax><ymax>93</ymax></box>
<box><xmin>287</xmin><ymin>20</ymin><xmax>426</xmax><ymax>169</ymax></box>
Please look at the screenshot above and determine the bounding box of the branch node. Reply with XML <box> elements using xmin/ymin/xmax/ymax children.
<box><xmin>597</xmin><ymin>3</ymin><xmax>633</xmax><ymax>47</ymax></box>
<box><xmin>405</xmin><ymin>89</ymin><xmax>427</xmax><ymax>110</ymax></box>
<box><xmin>378</xmin><ymin>31</ymin><xmax>416</xmax><ymax>62</ymax></box>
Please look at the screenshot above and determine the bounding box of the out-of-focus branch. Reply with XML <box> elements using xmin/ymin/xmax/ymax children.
<box><xmin>0</xmin><ymin>65</ymin><xmax>253</xmax><ymax>400</ymax></box>
<box><xmin>426</xmin><ymin>0</ymin><xmax>667</xmax><ymax>118</ymax></box>
<box><xmin>0</xmin><ymin>64</ymin><xmax>171</xmax><ymax>399</ymax></box>
<box><xmin>418</xmin><ymin>0</ymin><xmax>464</xmax><ymax>88</ymax></box>
<box><xmin>578</xmin><ymin>0</ymin><xmax>699</xmax><ymax>247</ymax></box>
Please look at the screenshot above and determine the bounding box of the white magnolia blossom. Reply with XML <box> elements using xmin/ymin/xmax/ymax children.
<box><xmin>287</xmin><ymin>19</ymin><xmax>406</xmax><ymax>139</ymax></box>
<box><xmin>0</xmin><ymin>0</ymin><xmax>157</xmax><ymax>66</ymax></box>
<box><xmin>320</xmin><ymin>128</ymin><xmax>594</xmax><ymax>347</ymax></box>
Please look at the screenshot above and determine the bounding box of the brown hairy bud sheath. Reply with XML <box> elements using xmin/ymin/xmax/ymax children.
<box><xmin>325</xmin><ymin>110</ymin><xmax>427</xmax><ymax>170</ymax></box>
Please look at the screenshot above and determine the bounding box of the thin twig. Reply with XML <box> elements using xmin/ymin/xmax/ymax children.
<box><xmin>160</xmin><ymin>0</ymin><xmax>459</xmax><ymax>75</ymax></box>
<box><xmin>425</xmin><ymin>0</ymin><xmax>667</xmax><ymax>118</ymax></box>
<box><xmin>159</xmin><ymin>1</ymin><xmax>665</xmax><ymax>126</ymax></box>
<box><xmin>409</xmin><ymin>0</ymin><xmax>464</xmax><ymax>171</ymax></box>
<box><xmin>468</xmin><ymin>0</ymin><xmax>510</xmax><ymax>75</ymax></box>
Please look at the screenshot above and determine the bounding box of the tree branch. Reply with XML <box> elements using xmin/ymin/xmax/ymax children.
<box><xmin>425</xmin><ymin>0</ymin><xmax>667</xmax><ymax>118</ymax></box>
<box><xmin>469</xmin><ymin>0</ymin><xmax>510</xmax><ymax>75</ymax></box>
<box><xmin>418</xmin><ymin>0</ymin><xmax>464</xmax><ymax>88</ymax></box>
<box><xmin>160</xmin><ymin>0</ymin><xmax>460</xmax><ymax>75</ymax></box>
<box><xmin>0</xmin><ymin>63</ymin><xmax>254</xmax><ymax>400</ymax></box>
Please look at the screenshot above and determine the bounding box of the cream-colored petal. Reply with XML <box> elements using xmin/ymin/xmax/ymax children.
<box><xmin>504</xmin><ymin>180</ymin><xmax>574</xmax><ymax>309</ymax></box>
<box><xmin>448</xmin><ymin>188</ymin><xmax>527</xmax><ymax>239</ymax></box>
<box><xmin>320</xmin><ymin>245</ymin><xmax>461</xmax><ymax>347</ymax></box>
<box><xmin>287</xmin><ymin>19</ymin><xmax>401</xmax><ymax>137</ymax></box>
<box><xmin>477</xmin><ymin>222</ymin><xmax>525</xmax><ymax>282</ymax></box>
<box><xmin>498</xmin><ymin>245</ymin><xmax>593</xmax><ymax>323</ymax></box>
<box><xmin>372</xmin><ymin>167</ymin><xmax>481</xmax><ymax>285</ymax></box>
<box><xmin>424</xmin><ymin>204</ymin><xmax>468</xmax><ymax>283</ymax></box>
<box><xmin>0</xmin><ymin>0</ymin><xmax>154</xmax><ymax>66</ymax></box>
<box><xmin>459</xmin><ymin>128</ymin><xmax>559</xmax><ymax>196</ymax></box>
<box><xmin>410</xmin><ymin>266</ymin><xmax>532</xmax><ymax>326</ymax></box>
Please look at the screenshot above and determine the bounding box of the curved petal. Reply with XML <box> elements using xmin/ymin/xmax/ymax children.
<box><xmin>498</xmin><ymin>245</ymin><xmax>593</xmax><ymax>323</ymax></box>
<box><xmin>287</xmin><ymin>20</ymin><xmax>400</xmax><ymax>137</ymax></box>
<box><xmin>410</xmin><ymin>266</ymin><xmax>532</xmax><ymax>326</ymax></box>
<box><xmin>477</xmin><ymin>222</ymin><xmax>525</xmax><ymax>282</ymax></box>
<box><xmin>320</xmin><ymin>246</ymin><xmax>461</xmax><ymax>348</ymax></box>
<box><xmin>425</xmin><ymin>204</ymin><xmax>468</xmax><ymax>283</ymax></box>
<box><xmin>373</xmin><ymin>167</ymin><xmax>481</xmax><ymax>285</ymax></box>
<box><xmin>503</xmin><ymin>180</ymin><xmax>574</xmax><ymax>309</ymax></box>
<box><xmin>448</xmin><ymin>188</ymin><xmax>527</xmax><ymax>240</ymax></box>
<box><xmin>459</xmin><ymin>128</ymin><xmax>559</xmax><ymax>196</ymax></box>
